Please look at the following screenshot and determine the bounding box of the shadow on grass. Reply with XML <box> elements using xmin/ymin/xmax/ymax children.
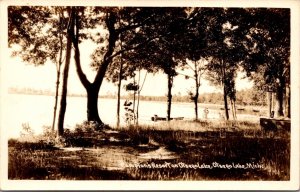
<box><xmin>8</xmin><ymin>143</ymin><xmax>134</xmax><ymax>180</ymax></box>
<box><xmin>8</xmin><ymin>121</ymin><xmax>290</xmax><ymax>180</ymax></box>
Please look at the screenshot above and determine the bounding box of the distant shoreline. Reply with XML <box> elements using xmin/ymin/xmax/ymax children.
<box><xmin>8</xmin><ymin>89</ymin><xmax>87</xmax><ymax>98</ymax></box>
<box><xmin>7</xmin><ymin>89</ymin><xmax>267</xmax><ymax>111</ymax></box>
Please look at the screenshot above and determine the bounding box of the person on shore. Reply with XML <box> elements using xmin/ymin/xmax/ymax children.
<box><xmin>203</xmin><ymin>107</ymin><xmax>209</xmax><ymax>119</ymax></box>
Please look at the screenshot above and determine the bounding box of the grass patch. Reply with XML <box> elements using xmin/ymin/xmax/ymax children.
<box><xmin>8</xmin><ymin>120</ymin><xmax>290</xmax><ymax>180</ymax></box>
<box><xmin>8</xmin><ymin>144</ymin><xmax>133</xmax><ymax>180</ymax></box>
<box><xmin>140</xmin><ymin>119</ymin><xmax>261</xmax><ymax>132</ymax></box>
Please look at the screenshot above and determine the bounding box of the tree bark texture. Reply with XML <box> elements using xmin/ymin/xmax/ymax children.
<box><xmin>194</xmin><ymin>61</ymin><xmax>199</xmax><ymax>121</ymax></box>
<box><xmin>57</xmin><ymin>20</ymin><xmax>72</xmax><ymax>136</ymax></box>
<box><xmin>223</xmin><ymin>86</ymin><xmax>229</xmax><ymax>120</ymax></box>
<box><xmin>52</xmin><ymin>26</ymin><xmax>64</xmax><ymax>132</ymax></box>
<box><xmin>86</xmin><ymin>86</ymin><xmax>101</xmax><ymax>123</ymax></box>
<box><xmin>116</xmin><ymin>62</ymin><xmax>123</xmax><ymax>127</ymax></box>
<box><xmin>221</xmin><ymin>59</ymin><xmax>229</xmax><ymax>120</ymax></box>
<box><xmin>167</xmin><ymin>73</ymin><xmax>173</xmax><ymax>121</ymax></box>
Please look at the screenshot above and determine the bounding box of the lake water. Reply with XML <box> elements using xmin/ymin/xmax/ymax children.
<box><xmin>2</xmin><ymin>94</ymin><xmax>259</xmax><ymax>138</ymax></box>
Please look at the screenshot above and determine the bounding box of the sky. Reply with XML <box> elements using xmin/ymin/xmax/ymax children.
<box><xmin>3</xmin><ymin>40</ymin><xmax>253</xmax><ymax>97</ymax></box>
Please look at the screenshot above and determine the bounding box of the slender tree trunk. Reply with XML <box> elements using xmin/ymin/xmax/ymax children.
<box><xmin>221</xmin><ymin>59</ymin><xmax>229</xmax><ymax>120</ymax></box>
<box><xmin>52</xmin><ymin>66</ymin><xmax>61</xmax><ymax>132</ymax></box>
<box><xmin>285</xmin><ymin>83</ymin><xmax>290</xmax><ymax>118</ymax></box>
<box><xmin>267</xmin><ymin>91</ymin><xmax>272</xmax><ymax>117</ymax></box>
<box><xmin>52</xmin><ymin>30</ymin><xmax>64</xmax><ymax>132</ymax></box>
<box><xmin>116</xmin><ymin>32</ymin><xmax>124</xmax><ymax>128</ymax></box>
<box><xmin>132</xmin><ymin>76</ymin><xmax>136</xmax><ymax>124</ymax></box>
<box><xmin>167</xmin><ymin>73</ymin><xmax>173</xmax><ymax>121</ymax></box>
<box><xmin>233</xmin><ymin>100</ymin><xmax>237</xmax><ymax>119</ymax></box>
<box><xmin>136</xmin><ymin>90</ymin><xmax>140</xmax><ymax>124</ymax></box>
<box><xmin>230</xmin><ymin>99</ymin><xmax>234</xmax><ymax>119</ymax></box>
<box><xmin>275</xmin><ymin>78</ymin><xmax>285</xmax><ymax>117</ymax></box>
<box><xmin>194</xmin><ymin>93</ymin><xmax>199</xmax><ymax>120</ymax></box>
<box><xmin>194</xmin><ymin>85</ymin><xmax>199</xmax><ymax>121</ymax></box>
<box><xmin>223</xmin><ymin>87</ymin><xmax>229</xmax><ymax>120</ymax></box>
<box><xmin>272</xmin><ymin>92</ymin><xmax>275</xmax><ymax>113</ymax></box>
<box><xmin>275</xmin><ymin>89</ymin><xmax>284</xmax><ymax>117</ymax></box>
<box><xmin>194</xmin><ymin>61</ymin><xmax>199</xmax><ymax>121</ymax></box>
<box><xmin>136</xmin><ymin>69</ymin><xmax>141</xmax><ymax>125</ymax></box>
<box><xmin>57</xmin><ymin>30</ymin><xmax>72</xmax><ymax>136</ymax></box>
<box><xmin>230</xmin><ymin>99</ymin><xmax>236</xmax><ymax>120</ymax></box>
<box><xmin>116</xmin><ymin>61</ymin><xmax>123</xmax><ymax>128</ymax></box>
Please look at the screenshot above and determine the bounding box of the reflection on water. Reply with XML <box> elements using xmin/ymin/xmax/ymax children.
<box><xmin>2</xmin><ymin>94</ymin><xmax>260</xmax><ymax>138</ymax></box>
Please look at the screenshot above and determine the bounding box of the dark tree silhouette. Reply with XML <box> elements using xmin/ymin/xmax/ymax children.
<box><xmin>73</xmin><ymin>7</ymin><xmax>188</xmax><ymax>124</ymax></box>
<box><xmin>241</xmin><ymin>8</ymin><xmax>290</xmax><ymax>117</ymax></box>
<box><xmin>121</xmin><ymin>7</ymin><xmax>189</xmax><ymax>121</ymax></box>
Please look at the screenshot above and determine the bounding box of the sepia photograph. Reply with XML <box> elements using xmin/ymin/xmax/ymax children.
<box><xmin>0</xmin><ymin>0</ymin><xmax>299</xmax><ymax>190</ymax></box>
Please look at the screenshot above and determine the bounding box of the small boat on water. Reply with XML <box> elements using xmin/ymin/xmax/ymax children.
<box><xmin>237</xmin><ymin>108</ymin><xmax>245</xmax><ymax>111</ymax></box>
<box><xmin>220</xmin><ymin>108</ymin><xmax>230</xmax><ymax>110</ymax></box>
<box><xmin>151</xmin><ymin>115</ymin><xmax>184</xmax><ymax>122</ymax></box>
<box><xmin>252</xmin><ymin>109</ymin><xmax>260</xmax><ymax>112</ymax></box>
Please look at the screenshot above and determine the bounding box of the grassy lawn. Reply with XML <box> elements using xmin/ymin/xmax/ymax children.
<box><xmin>8</xmin><ymin>120</ymin><xmax>290</xmax><ymax>180</ymax></box>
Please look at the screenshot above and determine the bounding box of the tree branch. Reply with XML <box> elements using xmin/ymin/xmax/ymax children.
<box><xmin>93</xmin><ymin>12</ymin><xmax>118</xmax><ymax>88</ymax></box>
<box><xmin>116</xmin><ymin>16</ymin><xmax>153</xmax><ymax>35</ymax></box>
<box><xmin>71</xmin><ymin>8</ymin><xmax>91</xmax><ymax>89</ymax></box>
<box><xmin>109</xmin><ymin>34</ymin><xmax>161</xmax><ymax>61</ymax></box>
<box><xmin>185</xmin><ymin>62</ymin><xmax>196</xmax><ymax>71</ymax></box>
<box><xmin>177</xmin><ymin>71</ymin><xmax>196</xmax><ymax>80</ymax></box>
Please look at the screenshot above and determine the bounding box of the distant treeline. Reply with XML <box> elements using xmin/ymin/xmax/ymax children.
<box><xmin>8</xmin><ymin>87</ymin><xmax>86</xmax><ymax>97</ymax></box>
<box><xmin>124</xmin><ymin>89</ymin><xmax>266</xmax><ymax>106</ymax></box>
<box><xmin>8</xmin><ymin>87</ymin><xmax>266</xmax><ymax>106</ymax></box>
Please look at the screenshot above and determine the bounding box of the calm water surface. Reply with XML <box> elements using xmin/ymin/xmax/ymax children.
<box><xmin>2</xmin><ymin>94</ymin><xmax>259</xmax><ymax>138</ymax></box>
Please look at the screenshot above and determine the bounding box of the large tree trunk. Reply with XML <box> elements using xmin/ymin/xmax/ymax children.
<box><xmin>72</xmin><ymin>10</ymin><xmax>117</xmax><ymax>125</ymax></box>
<box><xmin>73</xmin><ymin>34</ymin><xmax>105</xmax><ymax>125</ymax></box>
<box><xmin>167</xmin><ymin>73</ymin><xmax>173</xmax><ymax>121</ymax></box>
<box><xmin>87</xmin><ymin>86</ymin><xmax>102</xmax><ymax>123</ymax></box>
<box><xmin>87</xmin><ymin>13</ymin><xmax>117</xmax><ymax>125</ymax></box>
<box><xmin>57</xmin><ymin>30</ymin><xmax>72</xmax><ymax>136</ymax></box>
